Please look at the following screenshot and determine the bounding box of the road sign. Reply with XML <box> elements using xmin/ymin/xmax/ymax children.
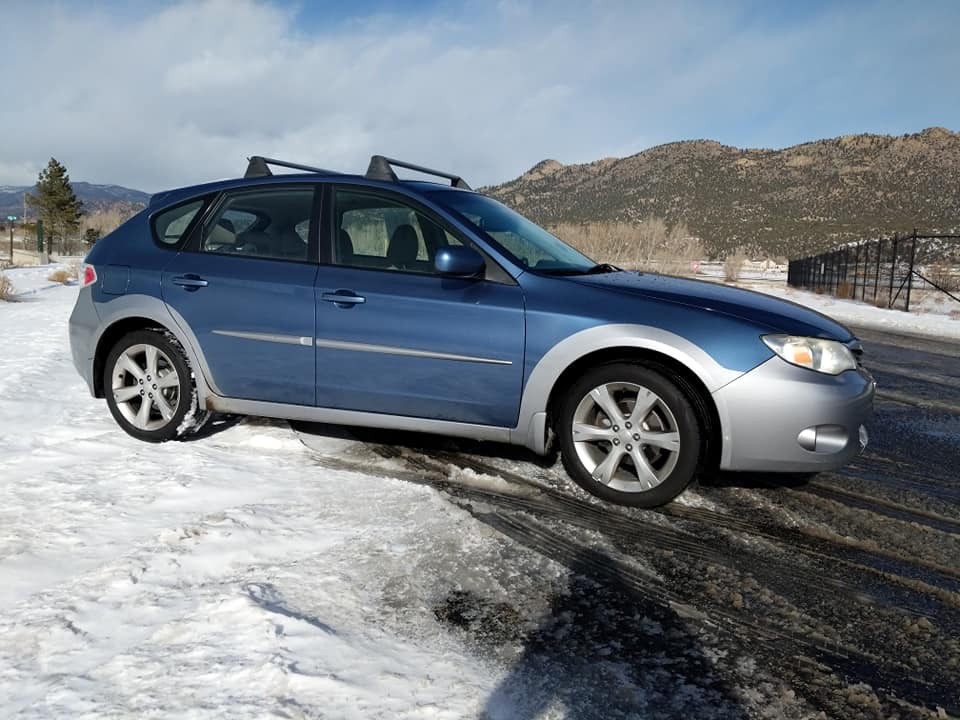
<box><xmin>6</xmin><ymin>215</ymin><xmax>16</xmax><ymax>221</ymax></box>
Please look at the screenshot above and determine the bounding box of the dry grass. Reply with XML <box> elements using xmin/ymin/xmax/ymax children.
<box><xmin>47</xmin><ymin>268</ymin><xmax>74</xmax><ymax>284</ymax></box>
<box><xmin>723</xmin><ymin>250</ymin><xmax>747</xmax><ymax>282</ymax></box>
<box><xmin>0</xmin><ymin>272</ymin><xmax>14</xmax><ymax>301</ymax></box>
<box><xmin>83</xmin><ymin>207</ymin><xmax>133</xmax><ymax>240</ymax></box>
<box><xmin>926</xmin><ymin>262</ymin><xmax>959</xmax><ymax>293</ymax></box>
<box><xmin>835</xmin><ymin>281</ymin><xmax>853</xmax><ymax>299</ymax></box>
<box><xmin>548</xmin><ymin>219</ymin><xmax>702</xmax><ymax>275</ymax></box>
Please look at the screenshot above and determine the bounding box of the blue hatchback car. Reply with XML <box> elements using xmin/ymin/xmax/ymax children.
<box><xmin>69</xmin><ymin>155</ymin><xmax>874</xmax><ymax>507</ymax></box>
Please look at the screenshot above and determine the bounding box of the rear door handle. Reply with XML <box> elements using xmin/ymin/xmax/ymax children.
<box><xmin>321</xmin><ymin>290</ymin><xmax>365</xmax><ymax>306</ymax></box>
<box><xmin>172</xmin><ymin>274</ymin><xmax>208</xmax><ymax>290</ymax></box>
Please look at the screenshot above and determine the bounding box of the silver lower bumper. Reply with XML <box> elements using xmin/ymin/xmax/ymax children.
<box><xmin>714</xmin><ymin>357</ymin><xmax>875</xmax><ymax>473</ymax></box>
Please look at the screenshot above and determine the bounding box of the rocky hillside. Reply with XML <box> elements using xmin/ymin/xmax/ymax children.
<box><xmin>486</xmin><ymin>128</ymin><xmax>960</xmax><ymax>259</ymax></box>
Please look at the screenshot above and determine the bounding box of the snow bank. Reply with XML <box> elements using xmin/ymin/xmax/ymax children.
<box><xmin>738</xmin><ymin>280</ymin><xmax>960</xmax><ymax>340</ymax></box>
<box><xmin>0</xmin><ymin>282</ymin><xmax>545</xmax><ymax>718</ymax></box>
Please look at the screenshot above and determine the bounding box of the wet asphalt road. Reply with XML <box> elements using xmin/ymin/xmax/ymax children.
<box><xmin>295</xmin><ymin>325</ymin><xmax>960</xmax><ymax>719</ymax></box>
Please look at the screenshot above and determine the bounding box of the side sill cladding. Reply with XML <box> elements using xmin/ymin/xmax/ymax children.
<box><xmin>91</xmin><ymin>294</ymin><xmax>221</xmax><ymax>404</ymax></box>
<box><xmin>509</xmin><ymin>324</ymin><xmax>744</xmax><ymax>454</ymax></box>
<box><xmin>205</xmin><ymin>395</ymin><xmax>513</xmax><ymax>445</ymax></box>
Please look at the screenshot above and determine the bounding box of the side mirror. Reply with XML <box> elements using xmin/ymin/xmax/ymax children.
<box><xmin>434</xmin><ymin>246</ymin><xmax>485</xmax><ymax>278</ymax></box>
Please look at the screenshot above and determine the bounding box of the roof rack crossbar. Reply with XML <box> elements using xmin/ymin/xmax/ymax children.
<box><xmin>365</xmin><ymin>155</ymin><xmax>471</xmax><ymax>190</ymax></box>
<box><xmin>245</xmin><ymin>156</ymin><xmax>341</xmax><ymax>179</ymax></box>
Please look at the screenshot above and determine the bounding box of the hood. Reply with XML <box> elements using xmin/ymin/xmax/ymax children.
<box><xmin>568</xmin><ymin>271</ymin><xmax>854</xmax><ymax>341</ymax></box>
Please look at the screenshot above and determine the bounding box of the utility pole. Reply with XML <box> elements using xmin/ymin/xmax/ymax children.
<box><xmin>7</xmin><ymin>215</ymin><xmax>16</xmax><ymax>264</ymax></box>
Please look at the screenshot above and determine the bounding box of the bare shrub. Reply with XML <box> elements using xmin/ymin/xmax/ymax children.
<box><xmin>0</xmin><ymin>272</ymin><xmax>14</xmax><ymax>301</ymax></box>
<box><xmin>548</xmin><ymin>218</ymin><xmax>703</xmax><ymax>275</ymax></box>
<box><xmin>47</xmin><ymin>268</ymin><xmax>73</xmax><ymax>284</ymax></box>
<box><xmin>83</xmin><ymin>207</ymin><xmax>134</xmax><ymax>241</ymax></box>
<box><xmin>723</xmin><ymin>251</ymin><xmax>747</xmax><ymax>282</ymax></box>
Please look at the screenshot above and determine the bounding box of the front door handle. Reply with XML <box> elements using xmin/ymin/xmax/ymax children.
<box><xmin>321</xmin><ymin>290</ymin><xmax>365</xmax><ymax>306</ymax></box>
<box><xmin>172</xmin><ymin>274</ymin><xmax>209</xmax><ymax>290</ymax></box>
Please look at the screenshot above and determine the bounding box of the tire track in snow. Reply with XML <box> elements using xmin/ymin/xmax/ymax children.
<box><xmin>300</xmin><ymin>433</ymin><xmax>960</xmax><ymax>618</ymax></box>
<box><xmin>295</xmin><ymin>427</ymin><xmax>960</xmax><ymax>715</ymax></box>
<box><xmin>468</xmin><ymin>505</ymin><xmax>959</xmax><ymax>718</ymax></box>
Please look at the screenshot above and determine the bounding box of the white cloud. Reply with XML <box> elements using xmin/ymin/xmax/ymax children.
<box><xmin>0</xmin><ymin>0</ymin><xmax>957</xmax><ymax>191</ymax></box>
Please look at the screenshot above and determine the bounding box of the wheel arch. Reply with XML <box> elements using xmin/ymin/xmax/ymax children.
<box><xmin>91</xmin><ymin>297</ymin><xmax>217</xmax><ymax>404</ymax></box>
<box><xmin>545</xmin><ymin>347</ymin><xmax>723</xmax><ymax>471</ymax></box>
<box><xmin>512</xmin><ymin>324</ymin><xmax>739</xmax><ymax>462</ymax></box>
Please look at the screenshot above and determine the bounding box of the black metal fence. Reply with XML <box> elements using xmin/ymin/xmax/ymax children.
<box><xmin>787</xmin><ymin>231</ymin><xmax>960</xmax><ymax>312</ymax></box>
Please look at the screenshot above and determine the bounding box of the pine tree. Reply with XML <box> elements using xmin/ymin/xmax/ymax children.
<box><xmin>26</xmin><ymin>158</ymin><xmax>83</xmax><ymax>255</ymax></box>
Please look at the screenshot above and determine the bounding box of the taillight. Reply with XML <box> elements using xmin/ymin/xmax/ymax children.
<box><xmin>80</xmin><ymin>264</ymin><xmax>98</xmax><ymax>288</ymax></box>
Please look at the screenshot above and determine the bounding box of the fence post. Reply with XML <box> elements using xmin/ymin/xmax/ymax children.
<box><xmin>850</xmin><ymin>243</ymin><xmax>860</xmax><ymax>300</ymax></box>
<box><xmin>873</xmin><ymin>238</ymin><xmax>883</xmax><ymax>303</ymax></box>
<box><xmin>905</xmin><ymin>229</ymin><xmax>917</xmax><ymax>313</ymax></box>
<box><xmin>837</xmin><ymin>245</ymin><xmax>850</xmax><ymax>289</ymax></box>
<box><xmin>888</xmin><ymin>233</ymin><xmax>898</xmax><ymax>307</ymax></box>
<box><xmin>862</xmin><ymin>241</ymin><xmax>869</xmax><ymax>301</ymax></box>
<box><xmin>835</xmin><ymin>250</ymin><xmax>841</xmax><ymax>293</ymax></box>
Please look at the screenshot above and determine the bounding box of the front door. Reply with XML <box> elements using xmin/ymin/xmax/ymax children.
<box><xmin>314</xmin><ymin>186</ymin><xmax>525</xmax><ymax>427</ymax></box>
<box><xmin>161</xmin><ymin>185</ymin><xmax>319</xmax><ymax>405</ymax></box>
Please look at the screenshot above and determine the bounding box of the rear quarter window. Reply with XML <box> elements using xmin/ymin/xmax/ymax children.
<box><xmin>152</xmin><ymin>200</ymin><xmax>204</xmax><ymax>248</ymax></box>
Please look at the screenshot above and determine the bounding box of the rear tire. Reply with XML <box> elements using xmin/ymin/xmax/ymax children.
<box><xmin>556</xmin><ymin>363</ymin><xmax>701</xmax><ymax>507</ymax></box>
<box><xmin>103</xmin><ymin>330</ymin><xmax>196</xmax><ymax>442</ymax></box>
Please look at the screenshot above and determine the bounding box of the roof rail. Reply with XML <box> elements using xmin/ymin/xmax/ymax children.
<box><xmin>365</xmin><ymin>155</ymin><xmax>471</xmax><ymax>190</ymax></box>
<box><xmin>244</xmin><ymin>156</ymin><xmax>341</xmax><ymax>179</ymax></box>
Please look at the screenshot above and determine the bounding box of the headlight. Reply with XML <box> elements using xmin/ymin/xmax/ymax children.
<box><xmin>761</xmin><ymin>334</ymin><xmax>857</xmax><ymax>375</ymax></box>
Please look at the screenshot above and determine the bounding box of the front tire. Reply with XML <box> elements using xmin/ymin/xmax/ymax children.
<box><xmin>103</xmin><ymin>330</ymin><xmax>195</xmax><ymax>442</ymax></box>
<box><xmin>557</xmin><ymin>363</ymin><xmax>701</xmax><ymax>507</ymax></box>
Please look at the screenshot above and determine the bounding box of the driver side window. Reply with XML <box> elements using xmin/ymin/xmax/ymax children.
<box><xmin>334</xmin><ymin>189</ymin><xmax>455</xmax><ymax>274</ymax></box>
<box><xmin>332</xmin><ymin>187</ymin><xmax>514</xmax><ymax>283</ymax></box>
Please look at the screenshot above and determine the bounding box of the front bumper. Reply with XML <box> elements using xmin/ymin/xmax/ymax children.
<box><xmin>714</xmin><ymin>356</ymin><xmax>875</xmax><ymax>473</ymax></box>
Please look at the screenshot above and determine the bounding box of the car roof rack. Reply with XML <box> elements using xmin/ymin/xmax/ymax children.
<box><xmin>365</xmin><ymin>155</ymin><xmax>471</xmax><ymax>190</ymax></box>
<box><xmin>244</xmin><ymin>156</ymin><xmax>341</xmax><ymax>179</ymax></box>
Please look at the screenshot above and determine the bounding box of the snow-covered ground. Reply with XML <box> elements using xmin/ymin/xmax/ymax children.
<box><xmin>0</xmin><ymin>269</ymin><xmax>567</xmax><ymax>718</ymax></box>
<box><xmin>694</xmin><ymin>260</ymin><xmax>960</xmax><ymax>339</ymax></box>
<box><xmin>2</xmin><ymin>263</ymin><xmax>956</xmax><ymax>718</ymax></box>
<box><xmin>736</xmin><ymin>279</ymin><xmax>960</xmax><ymax>340</ymax></box>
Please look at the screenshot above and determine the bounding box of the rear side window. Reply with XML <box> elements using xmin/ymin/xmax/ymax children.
<box><xmin>201</xmin><ymin>188</ymin><xmax>314</xmax><ymax>262</ymax></box>
<box><xmin>153</xmin><ymin>200</ymin><xmax>203</xmax><ymax>247</ymax></box>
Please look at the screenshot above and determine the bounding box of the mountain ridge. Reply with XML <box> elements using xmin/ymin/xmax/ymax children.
<box><xmin>0</xmin><ymin>182</ymin><xmax>150</xmax><ymax>220</ymax></box>
<box><xmin>486</xmin><ymin>127</ymin><xmax>960</xmax><ymax>258</ymax></box>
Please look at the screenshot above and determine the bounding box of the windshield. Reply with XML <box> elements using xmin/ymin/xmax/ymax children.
<box><xmin>429</xmin><ymin>191</ymin><xmax>596</xmax><ymax>274</ymax></box>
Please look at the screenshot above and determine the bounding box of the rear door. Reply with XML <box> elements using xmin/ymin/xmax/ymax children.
<box><xmin>161</xmin><ymin>185</ymin><xmax>320</xmax><ymax>405</ymax></box>
<box><xmin>313</xmin><ymin>186</ymin><xmax>525</xmax><ymax>427</ymax></box>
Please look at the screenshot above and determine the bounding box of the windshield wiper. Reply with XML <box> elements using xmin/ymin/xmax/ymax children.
<box><xmin>537</xmin><ymin>263</ymin><xmax>621</xmax><ymax>276</ymax></box>
<box><xmin>584</xmin><ymin>263</ymin><xmax>621</xmax><ymax>274</ymax></box>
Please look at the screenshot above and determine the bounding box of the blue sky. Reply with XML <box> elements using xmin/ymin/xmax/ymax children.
<box><xmin>0</xmin><ymin>0</ymin><xmax>957</xmax><ymax>191</ymax></box>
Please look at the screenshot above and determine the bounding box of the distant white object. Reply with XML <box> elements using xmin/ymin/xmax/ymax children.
<box><xmin>690</xmin><ymin>260</ymin><xmax>701</xmax><ymax>273</ymax></box>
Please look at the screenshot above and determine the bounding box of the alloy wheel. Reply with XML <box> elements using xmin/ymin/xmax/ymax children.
<box><xmin>571</xmin><ymin>381</ymin><xmax>681</xmax><ymax>492</ymax></box>
<box><xmin>110</xmin><ymin>343</ymin><xmax>182</xmax><ymax>432</ymax></box>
